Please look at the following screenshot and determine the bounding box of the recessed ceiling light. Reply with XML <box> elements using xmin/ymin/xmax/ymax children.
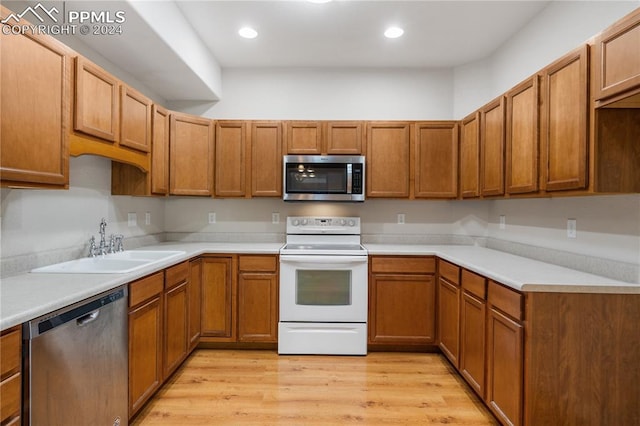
<box><xmin>238</xmin><ymin>27</ymin><xmax>258</xmax><ymax>39</ymax></box>
<box><xmin>384</xmin><ymin>26</ymin><xmax>404</xmax><ymax>39</ymax></box>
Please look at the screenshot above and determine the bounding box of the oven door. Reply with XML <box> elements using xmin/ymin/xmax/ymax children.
<box><xmin>279</xmin><ymin>255</ymin><xmax>368</xmax><ymax>323</ymax></box>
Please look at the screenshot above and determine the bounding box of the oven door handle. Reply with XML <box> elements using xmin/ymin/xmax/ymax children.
<box><xmin>280</xmin><ymin>255</ymin><xmax>367</xmax><ymax>265</ymax></box>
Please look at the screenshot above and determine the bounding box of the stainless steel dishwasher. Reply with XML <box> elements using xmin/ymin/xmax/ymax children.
<box><xmin>24</xmin><ymin>286</ymin><xmax>128</xmax><ymax>426</ymax></box>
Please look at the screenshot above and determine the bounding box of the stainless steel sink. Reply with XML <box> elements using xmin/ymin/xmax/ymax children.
<box><xmin>31</xmin><ymin>250</ymin><xmax>186</xmax><ymax>274</ymax></box>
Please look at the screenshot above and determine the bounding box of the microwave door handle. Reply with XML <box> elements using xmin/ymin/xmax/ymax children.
<box><xmin>346</xmin><ymin>163</ymin><xmax>353</xmax><ymax>194</ymax></box>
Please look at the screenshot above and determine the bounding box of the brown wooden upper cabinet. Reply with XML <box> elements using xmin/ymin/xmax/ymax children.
<box><xmin>285</xmin><ymin>121</ymin><xmax>322</xmax><ymax>154</ymax></box>
<box><xmin>285</xmin><ymin>121</ymin><xmax>363</xmax><ymax>155</ymax></box>
<box><xmin>480</xmin><ymin>97</ymin><xmax>505</xmax><ymax>197</ymax></box>
<box><xmin>169</xmin><ymin>113</ymin><xmax>214</xmax><ymax>196</ymax></box>
<box><xmin>506</xmin><ymin>76</ymin><xmax>540</xmax><ymax>195</ymax></box>
<box><xmin>120</xmin><ymin>85</ymin><xmax>152</xmax><ymax>153</ymax></box>
<box><xmin>252</xmin><ymin>121</ymin><xmax>283</xmax><ymax>197</ymax></box>
<box><xmin>215</xmin><ymin>121</ymin><xmax>248</xmax><ymax>197</ymax></box>
<box><xmin>541</xmin><ymin>45</ymin><xmax>589</xmax><ymax>192</ymax></box>
<box><xmin>74</xmin><ymin>56</ymin><xmax>119</xmax><ymax>142</ymax></box>
<box><xmin>460</xmin><ymin>112</ymin><xmax>481</xmax><ymax>198</ymax></box>
<box><xmin>366</xmin><ymin>122</ymin><xmax>411</xmax><ymax>198</ymax></box>
<box><xmin>593</xmin><ymin>7</ymin><xmax>640</xmax><ymax>103</ymax></box>
<box><xmin>151</xmin><ymin>106</ymin><xmax>170</xmax><ymax>195</ymax></box>
<box><xmin>0</xmin><ymin>5</ymin><xmax>71</xmax><ymax>188</ymax></box>
<box><xmin>414</xmin><ymin>121</ymin><xmax>459</xmax><ymax>199</ymax></box>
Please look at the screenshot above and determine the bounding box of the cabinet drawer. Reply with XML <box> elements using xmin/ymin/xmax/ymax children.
<box><xmin>0</xmin><ymin>373</ymin><xmax>21</xmax><ymax>424</ymax></box>
<box><xmin>461</xmin><ymin>269</ymin><xmax>486</xmax><ymax>300</ymax></box>
<box><xmin>166</xmin><ymin>261</ymin><xmax>189</xmax><ymax>289</ymax></box>
<box><xmin>129</xmin><ymin>272</ymin><xmax>164</xmax><ymax>307</ymax></box>
<box><xmin>0</xmin><ymin>327</ymin><xmax>20</xmax><ymax>380</ymax></box>
<box><xmin>438</xmin><ymin>260</ymin><xmax>460</xmax><ymax>285</ymax></box>
<box><xmin>239</xmin><ymin>255</ymin><xmax>277</xmax><ymax>272</ymax></box>
<box><xmin>370</xmin><ymin>256</ymin><xmax>435</xmax><ymax>274</ymax></box>
<box><xmin>488</xmin><ymin>280</ymin><xmax>523</xmax><ymax>321</ymax></box>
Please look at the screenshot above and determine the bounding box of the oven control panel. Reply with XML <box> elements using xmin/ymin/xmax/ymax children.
<box><xmin>286</xmin><ymin>216</ymin><xmax>360</xmax><ymax>234</ymax></box>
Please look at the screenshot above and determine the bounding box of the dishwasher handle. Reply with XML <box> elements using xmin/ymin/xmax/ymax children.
<box><xmin>76</xmin><ymin>310</ymin><xmax>100</xmax><ymax>326</ymax></box>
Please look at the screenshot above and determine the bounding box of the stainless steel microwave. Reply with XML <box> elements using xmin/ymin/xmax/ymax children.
<box><xmin>283</xmin><ymin>155</ymin><xmax>365</xmax><ymax>202</ymax></box>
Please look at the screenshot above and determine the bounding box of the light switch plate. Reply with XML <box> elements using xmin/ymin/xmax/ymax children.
<box><xmin>127</xmin><ymin>213</ymin><xmax>137</xmax><ymax>227</ymax></box>
<box><xmin>145</xmin><ymin>212</ymin><xmax>151</xmax><ymax>226</ymax></box>
<box><xmin>499</xmin><ymin>215</ymin><xmax>506</xmax><ymax>230</ymax></box>
<box><xmin>208</xmin><ymin>212</ymin><xmax>216</xmax><ymax>224</ymax></box>
<box><xmin>397</xmin><ymin>213</ymin><xmax>405</xmax><ymax>225</ymax></box>
<box><xmin>272</xmin><ymin>212</ymin><xmax>280</xmax><ymax>224</ymax></box>
<box><xmin>567</xmin><ymin>219</ymin><xmax>577</xmax><ymax>238</ymax></box>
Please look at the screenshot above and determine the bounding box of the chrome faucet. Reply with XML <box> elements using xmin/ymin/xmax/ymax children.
<box><xmin>88</xmin><ymin>218</ymin><xmax>124</xmax><ymax>257</ymax></box>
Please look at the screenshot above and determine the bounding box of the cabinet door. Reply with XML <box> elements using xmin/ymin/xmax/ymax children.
<box><xmin>369</xmin><ymin>273</ymin><xmax>436</xmax><ymax>345</ymax></box>
<box><xmin>238</xmin><ymin>272</ymin><xmax>278</xmax><ymax>342</ymax></box>
<box><xmin>170</xmin><ymin>113</ymin><xmax>214</xmax><ymax>196</ymax></box>
<box><xmin>366</xmin><ymin>122</ymin><xmax>411</xmax><ymax>198</ymax></box>
<box><xmin>252</xmin><ymin>121</ymin><xmax>282</xmax><ymax>197</ymax></box>
<box><xmin>151</xmin><ymin>106</ymin><xmax>170</xmax><ymax>195</ymax></box>
<box><xmin>1</xmin><ymin>326</ymin><xmax>21</xmax><ymax>426</ymax></box>
<box><xmin>460</xmin><ymin>112</ymin><xmax>481</xmax><ymax>198</ymax></box>
<box><xmin>438</xmin><ymin>277</ymin><xmax>460</xmax><ymax>367</ymax></box>
<box><xmin>216</xmin><ymin>121</ymin><xmax>248</xmax><ymax>197</ymax></box>
<box><xmin>542</xmin><ymin>45</ymin><xmax>589</xmax><ymax>192</ymax></box>
<box><xmin>0</xmin><ymin>14</ymin><xmax>70</xmax><ymax>187</ymax></box>
<box><xmin>506</xmin><ymin>76</ymin><xmax>539</xmax><ymax>194</ymax></box>
<box><xmin>129</xmin><ymin>295</ymin><xmax>163</xmax><ymax>416</ymax></box>
<box><xmin>188</xmin><ymin>259</ymin><xmax>203</xmax><ymax>352</ymax></box>
<box><xmin>120</xmin><ymin>85</ymin><xmax>152</xmax><ymax>152</ymax></box>
<box><xmin>460</xmin><ymin>291</ymin><xmax>487</xmax><ymax>398</ymax></box>
<box><xmin>594</xmin><ymin>8</ymin><xmax>640</xmax><ymax>102</ymax></box>
<box><xmin>486</xmin><ymin>308</ymin><xmax>524</xmax><ymax>426</ymax></box>
<box><xmin>201</xmin><ymin>256</ymin><xmax>236</xmax><ymax>341</ymax></box>
<box><xmin>480</xmin><ymin>97</ymin><xmax>505</xmax><ymax>197</ymax></box>
<box><xmin>285</xmin><ymin>121</ymin><xmax>322</xmax><ymax>154</ymax></box>
<box><xmin>325</xmin><ymin>121</ymin><xmax>363</xmax><ymax>154</ymax></box>
<box><xmin>74</xmin><ymin>56</ymin><xmax>119</xmax><ymax>142</ymax></box>
<box><xmin>414</xmin><ymin>121</ymin><xmax>458</xmax><ymax>199</ymax></box>
<box><xmin>164</xmin><ymin>281</ymin><xmax>188</xmax><ymax>378</ymax></box>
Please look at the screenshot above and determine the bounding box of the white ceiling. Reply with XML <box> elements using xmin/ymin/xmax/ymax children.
<box><xmin>5</xmin><ymin>0</ymin><xmax>552</xmax><ymax>101</ymax></box>
<box><xmin>176</xmin><ymin>0</ymin><xmax>550</xmax><ymax>68</ymax></box>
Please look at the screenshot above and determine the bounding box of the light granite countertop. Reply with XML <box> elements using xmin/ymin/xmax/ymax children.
<box><xmin>1</xmin><ymin>242</ymin><xmax>638</xmax><ymax>331</ymax></box>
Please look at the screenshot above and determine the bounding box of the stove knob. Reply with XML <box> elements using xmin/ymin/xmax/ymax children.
<box><xmin>292</xmin><ymin>219</ymin><xmax>300</xmax><ymax>226</ymax></box>
<box><xmin>301</xmin><ymin>219</ymin><xmax>308</xmax><ymax>225</ymax></box>
<box><xmin>340</xmin><ymin>219</ymin><xmax>346</xmax><ymax>225</ymax></box>
<box><xmin>348</xmin><ymin>219</ymin><xmax>356</xmax><ymax>226</ymax></box>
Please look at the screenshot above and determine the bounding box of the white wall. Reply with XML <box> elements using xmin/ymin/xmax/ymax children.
<box><xmin>186</xmin><ymin>67</ymin><xmax>454</xmax><ymax>120</ymax></box>
<box><xmin>0</xmin><ymin>156</ymin><xmax>164</xmax><ymax>259</ymax></box>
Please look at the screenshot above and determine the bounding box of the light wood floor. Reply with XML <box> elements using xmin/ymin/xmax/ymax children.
<box><xmin>132</xmin><ymin>350</ymin><xmax>498</xmax><ymax>425</ymax></box>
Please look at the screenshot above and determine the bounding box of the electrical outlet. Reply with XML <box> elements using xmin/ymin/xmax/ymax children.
<box><xmin>499</xmin><ymin>215</ymin><xmax>506</xmax><ymax>230</ymax></box>
<box><xmin>397</xmin><ymin>213</ymin><xmax>405</xmax><ymax>225</ymax></box>
<box><xmin>127</xmin><ymin>212</ymin><xmax>137</xmax><ymax>227</ymax></box>
<box><xmin>208</xmin><ymin>212</ymin><xmax>216</xmax><ymax>224</ymax></box>
<box><xmin>272</xmin><ymin>212</ymin><xmax>280</xmax><ymax>224</ymax></box>
<box><xmin>567</xmin><ymin>219</ymin><xmax>577</xmax><ymax>238</ymax></box>
<box><xmin>145</xmin><ymin>212</ymin><xmax>151</xmax><ymax>226</ymax></box>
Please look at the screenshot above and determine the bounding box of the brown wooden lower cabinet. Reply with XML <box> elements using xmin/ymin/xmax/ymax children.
<box><xmin>200</xmin><ymin>255</ymin><xmax>236</xmax><ymax>341</ymax></box>
<box><xmin>163</xmin><ymin>262</ymin><xmax>189</xmax><ymax>378</ymax></box>
<box><xmin>128</xmin><ymin>272</ymin><xmax>164</xmax><ymax>417</ymax></box>
<box><xmin>188</xmin><ymin>258</ymin><xmax>203</xmax><ymax>351</ymax></box>
<box><xmin>460</xmin><ymin>291</ymin><xmax>486</xmax><ymax>398</ymax></box>
<box><xmin>0</xmin><ymin>325</ymin><xmax>21</xmax><ymax>426</ymax></box>
<box><xmin>369</xmin><ymin>256</ymin><xmax>436</xmax><ymax>347</ymax></box>
<box><xmin>238</xmin><ymin>255</ymin><xmax>279</xmax><ymax>343</ymax></box>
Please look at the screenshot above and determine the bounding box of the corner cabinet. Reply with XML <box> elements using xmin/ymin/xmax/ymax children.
<box><xmin>368</xmin><ymin>256</ymin><xmax>436</xmax><ymax>348</ymax></box>
<box><xmin>169</xmin><ymin>113</ymin><xmax>214</xmax><ymax>196</ymax></box>
<box><xmin>366</xmin><ymin>122</ymin><xmax>412</xmax><ymax>198</ymax></box>
<box><xmin>437</xmin><ymin>260</ymin><xmax>461</xmax><ymax>367</ymax></box>
<box><xmin>459</xmin><ymin>270</ymin><xmax>487</xmax><ymax>399</ymax></box>
<box><xmin>480</xmin><ymin>97</ymin><xmax>505</xmax><ymax>197</ymax></box>
<box><xmin>460</xmin><ymin>112</ymin><xmax>481</xmax><ymax>198</ymax></box>
<box><xmin>163</xmin><ymin>262</ymin><xmax>190</xmax><ymax>378</ymax></box>
<box><xmin>1</xmin><ymin>6</ymin><xmax>71</xmax><ymax>188</ymax></box>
